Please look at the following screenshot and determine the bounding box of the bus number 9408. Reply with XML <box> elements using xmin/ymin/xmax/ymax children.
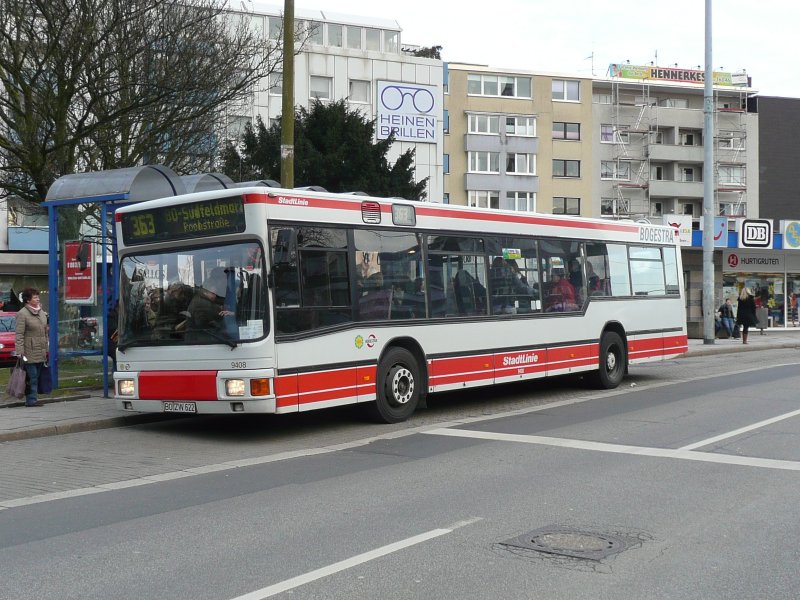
<box><xmin>231</xmin><ymin>361</ymin><xmax>247</xmax><ymax>369</ymax></box>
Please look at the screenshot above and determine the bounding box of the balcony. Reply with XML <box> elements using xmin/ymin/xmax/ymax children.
<box><xmin>647</xmin><ymin>143</ymin><xmax>704</xmax><ymax>163</ymax></box>
<box><xmin>649</xmin><ymin>179</ymin><xmax>704</xmax><ymax>198</ymax></box>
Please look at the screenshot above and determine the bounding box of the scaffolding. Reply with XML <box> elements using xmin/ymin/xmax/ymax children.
<box><xmin>608</xmin><ymin>80</ymin><xmax>653</xmax><ymax>218</ymax></box>
<box><xmin>602</xmin><ymin>75</ymin><xmax>753</xmax><ymax>222</ymax></box>
<box><xmin>713</xmin><ymin>87</ymin><xmax>749</xmax><ymax>217</ymax></box>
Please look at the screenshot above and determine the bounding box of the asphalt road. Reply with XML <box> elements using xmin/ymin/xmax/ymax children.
<box><xmin>2</xmin><ymin>349</ymin><xmax>800</xmax><ymax>599</ymax></box>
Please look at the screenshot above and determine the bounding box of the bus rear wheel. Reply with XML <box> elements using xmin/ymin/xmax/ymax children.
<box><xmin>367</xmin><ymin>347</ymin><xmax>421</xmax><ymax>424</ymax></box>
<box><xmin>592</xmin><ymin>332</ymin><xmax>626</xmax><ymax>389</ymax></box>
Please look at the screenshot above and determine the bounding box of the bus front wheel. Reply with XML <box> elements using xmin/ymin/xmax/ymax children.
<box><xmin>593</xmin><ymin>332</ymin><xmax>626</xmax><ymax>389</ymax></box>
<box><xmin>368</xmin><ymin>347</ymin><xmax>421</xmax><ymax>423</ymax></box>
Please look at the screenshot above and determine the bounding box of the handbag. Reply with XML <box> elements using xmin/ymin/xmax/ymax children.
<box><xmin>38</xmin><ymin>362</ymin><xmax>53</xmax><ymax>394</ymax></box>
<box><xmin>6</xmin><ymin>358</ymin><xmax>27</xmax><ymax>399</ymax></box>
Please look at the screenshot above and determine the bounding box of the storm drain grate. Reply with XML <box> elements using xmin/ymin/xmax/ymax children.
<box><xmin>500</xmin><ymin>526</ymin><xmax>627</xmax><ymax>561</ymax></box>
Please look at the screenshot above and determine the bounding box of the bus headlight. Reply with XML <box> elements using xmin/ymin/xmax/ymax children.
<box><xmin>118</xmin><ymin>379</ymin><xmax>135</xmax><ymax>396</ymax></box>
<box><xmin>225</xmin><ymin>379</ymin><xmax>246</xmax><ymax>396</ymax></box>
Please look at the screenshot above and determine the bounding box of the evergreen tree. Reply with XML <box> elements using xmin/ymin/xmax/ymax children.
<box><xmin>222</xmin><ymin>100</ymin><xmax>428</xmax><ymax>200</ymax></box>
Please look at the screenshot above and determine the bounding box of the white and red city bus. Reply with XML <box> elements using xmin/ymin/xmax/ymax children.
<box><xmin>113</xmin><ymin>187</ymin><xmax>687</xmax><ymax>423</ymax></box>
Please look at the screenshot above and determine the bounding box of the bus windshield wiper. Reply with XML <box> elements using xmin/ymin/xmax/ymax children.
<box><xmin>199</xmin><ymin>327</ymin><xmax>238</xmax><ymax>349</ymax></box>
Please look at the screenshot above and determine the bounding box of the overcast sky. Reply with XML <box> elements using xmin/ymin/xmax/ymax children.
<box><xmin>281</xmin><ymin>0</ymin><xmax>798</xmax><ymax>98</ymax></box>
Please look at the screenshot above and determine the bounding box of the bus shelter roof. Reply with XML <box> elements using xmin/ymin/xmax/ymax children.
<box><xmin>181</xmin><ymin>173</ymin><xmax>234</xmax><ymax>193</ymax></box>
<box><xmin>44</xmin><ymin>165</ymin><xmax>186</xmax><ymax>206</ymax></box>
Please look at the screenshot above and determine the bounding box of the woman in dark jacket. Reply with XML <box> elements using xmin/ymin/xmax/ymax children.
<box><xmin>736</xmin><ymin>287</ymin><xmax>758</xmax><ymax>345</ymax></box>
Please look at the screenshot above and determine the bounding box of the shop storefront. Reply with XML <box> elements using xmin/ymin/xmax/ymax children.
<box><xmin>722</xmin><ymin>249</ymin><xmax>800</xmax><ymax>328</ymax></box>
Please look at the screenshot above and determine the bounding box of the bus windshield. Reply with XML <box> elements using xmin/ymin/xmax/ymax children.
<box><xmin>118</xmin><ymin>241</ymin><xmax>267</xmax><ymax>349</ymax></box>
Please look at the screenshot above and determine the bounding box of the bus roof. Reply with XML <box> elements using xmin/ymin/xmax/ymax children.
<box><xmin>115</xmin><ymin>186</ymin><xmax>678</xmax><ymax>245</ymax></box>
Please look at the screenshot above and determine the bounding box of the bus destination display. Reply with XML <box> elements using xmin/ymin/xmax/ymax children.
<box><xmin>121</xmin><ymin>197</ymin><xmax>246</xmax><ymax>245</ymax></box>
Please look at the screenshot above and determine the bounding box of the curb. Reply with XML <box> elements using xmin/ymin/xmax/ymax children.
<box><xmin>685</xmin><ymin>341</ymin><xmax>800</xmax><ymax>357</ymax></box>
<box><xmin>0</xmin><ymin>413</ymin><xmax>179</xmax><ymax>443</ymax></box>
<box><xmin>0</xmin><ymin>393</ymin><xmax>92</xmax><ymax>409</ymax></box>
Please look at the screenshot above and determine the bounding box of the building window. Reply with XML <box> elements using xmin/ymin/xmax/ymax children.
<box><xmin>300</xmin><ymin>20</ymin><xmax>323</xmax><ymax>45</ymax></box>
<box><xmin>467</xmin><ymin>74</ymin><xmax>532</xmax><ymax>98</ymax></box>
<box><xmin>553</xmin><ymin>197</ymin><xmax>580</xmax><ymax>215</ymax></box>
<box><xmin>348</xmin><ymin>79</ymin><xmax>370</xmax><ymax>103</ymax></box>
<box><xmin>552</xmin><ymin>159</ymin><xmax>580</xmax><ymax>178</ymax></box>
<box><xmin>651</xmin><ymin>202</ymin><xmax>663</xmax><ymax>217</ymax></box>
<box><xmin>682</xmin><ymin>167</ymin><xmax>696</xmax><ymax>182</ymax></box>
<box><xmin>683</xmin><ymin>203</ymin><xmax>695</xmax><ymax>216</ymax></box>
<box><xmin>310</xmin><ymin>76</ymin><xmax>332</xmax><ymax>100</ymax></box>
<box><xmin>269</xmin><ymin>72</ymin><xmax>282</xmax><ymax>96</ymax></box>
<box><xmin>468</xmin><ymin>191</ymin><xmax>500</xmax><ymax>209</ymax></box>
<box><xmin>601</xmin><ymin>160</ymin><xmax>630</xmax><ymax>180</ymax></box>
<box><xmin>719</xmin><ymin>135</ymin><xmax>745</xmax><ymax>150</ymax></box>
<box><xmin>443</xmin><ymin>110</ymin><xmax>450</xmax><ymax>134</ymax></box>
<box><xmin>468</xmin><ymin>114</ymin><xmax>500</xmax><ymax>134</ymax></box>
<box><xmin>651</xmin><ymin>165</ymin><xmax>664</xmax><ymax>180</ymax></box>
<box><xmin>718</xmin><ymin>165</ymin><xmax>746</xmax><ymax>186</ymax></box>
<box><xmin>365</xmin><ymin>28</ymin><xmax>381</xmax><ymax>51</ymax></box>
<box><xmin>468</xmin><ymin>152</ymin><xmax>500</xmax><ymax>173</ymax></box>
<box><xmin>506</xmin><ymin>116</ymin><xmax>536</xmax><ymax>136</ymax></box>
<box><xmin>503</xmin><ymin>192</ymin><xmax>536</xmax><ymax>212</ymax></box>
<box><xmin>443</xmin><ymin>154</ymin><xmax>450</xmax><ymax>174</ymax></box>
<box><xmin>600</xmin><ymin>124</ymin><xmax>628</xmax><ymax>143</ymax></box>
<box><xmin>593</xmin><ymin>93</ymin><xmax>613</xmax><ymax>104</ymax></box>
<box><xmin>384</xmin><ymin>30</ymin><xmax>399</xmax><ymax>53</ymax></box>
<box><xmin>552</xmin><ymin>79</ymin><xmax>580</xmax><ymax>101</ymax></box>
<box><xmin>328</xmin><ymin>24</ymin><xmax>343</xmax><ymax>47</ymax></box>
<box><xmin>553</xmin><ymin>122</ymin><xmax>580</xmax><ymax>140</ymax></box>
<box><xmin>443</xmin><ymin>193</ymin><xmax>450</xmax><ymax>204</ymax></box>
<box><xmin>346</xmin><ymin>26</ymin><xmax>362</xmax><ymax>49</ymax></box>
<box><xmin>506</xmin><ymin>153</ymin><xmax>536</xmax><ymax>175</ymax></box>
<box><xmin>268</xmin><ymin>16</ymin><xmax>282</xmax><ymax>40</ymax></box>
<box><xmin>680</xmin><ymin>130</ymin><xmax>702</xmax><ymax>146</ymax></box>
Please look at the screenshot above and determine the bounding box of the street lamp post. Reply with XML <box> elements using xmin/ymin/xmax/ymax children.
<box><xmin>280</xmin><ymin>0</ymin><xmax>294</xmax><ymax>188</ymax></box>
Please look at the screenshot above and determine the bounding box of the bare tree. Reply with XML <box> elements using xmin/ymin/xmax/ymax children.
<box><xmin>0</xmin><ymin>0</ymin><xmax>287</xmax><ymax>205</ymax></box>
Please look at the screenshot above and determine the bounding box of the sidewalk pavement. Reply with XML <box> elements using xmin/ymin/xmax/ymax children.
<box><xmin>2</xmin><ymin>328</ymin><xmax>799</xmax><ymax>443</ymax></box>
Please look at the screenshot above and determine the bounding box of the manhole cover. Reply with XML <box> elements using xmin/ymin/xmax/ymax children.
<box><xmin>501</xmin><ymin>527</ymin><xmax>626</xmax><ymax>561</ymax></box>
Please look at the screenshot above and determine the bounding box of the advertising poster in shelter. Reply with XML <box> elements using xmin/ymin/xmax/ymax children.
<box><xmin>64</xmin><ymin>241</ymin><xmax>96</xmax><ymax>305</ymax></box>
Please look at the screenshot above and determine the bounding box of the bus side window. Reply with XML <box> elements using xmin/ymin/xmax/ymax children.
<box><xmin>271</xmin><ymin>228</ymin><xmax>300</xmax><ymax>307</ymax></box>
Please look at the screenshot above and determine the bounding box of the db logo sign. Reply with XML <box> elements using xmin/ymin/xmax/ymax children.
<box><xmin>739</xmin><ymin>219</ymin><xmax>773</xmax><ymax>249</ymax></box>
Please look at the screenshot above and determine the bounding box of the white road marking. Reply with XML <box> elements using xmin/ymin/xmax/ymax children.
<box><xmin>679</xmin><ymin>407</ymin><xmax>800</xmax><ymax>450</ymax></box>
<box><xmin>422</xmin><ymin>428</ymin><xmax>800</xmax><ymax>472</ymax></box>
<box><xmin>3</xmin><ymin>361</ymin><xmax>799</xmax><ymax>509</ymax></box>
<box><xmin>228</xmin><ymin>518</ymin><xmax>481</xmax><ymax>600</ymax></box>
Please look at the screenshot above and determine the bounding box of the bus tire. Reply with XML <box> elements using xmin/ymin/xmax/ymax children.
<box><xmin>593</xmin><ymin>332</ymin><xmax>626</xmax><ymax>389</ymax></box>
<box><xmin>367</xmin><ymin>347</ymin><xmax>421</xmax><ymax>423</ymax></box>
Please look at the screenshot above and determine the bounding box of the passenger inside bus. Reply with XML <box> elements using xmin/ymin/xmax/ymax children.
<box><xmin>545</xmin><ymin>267</ymin><xmax>578</xmax><ymax>312</ymax></box>
<box><xmin>184</xmin><ymin>268</ymin><xmax>236</xmax><ymax>343</ymax></box>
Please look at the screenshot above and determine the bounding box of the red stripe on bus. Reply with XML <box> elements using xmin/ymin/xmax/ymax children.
<box><xmin>138</xmin><ymin>371</ymin><xmax>218</xmax><ymax>400</ymax></box>
<box><xmin>415</xmin><ymin>205</ymin><xmax>640</xmax><ymax>233</ymax></box>
<box><xmin>547</xmin><ymin>343</ymin><xmax>598</xmax><ymax>365</ymax></box>
<box><xmin>274</xmin><ymin>375</ymin><xmax>298</xmax><ymax>408</ymax></box>
<box><xmin>297</xmin><ymin>367</ymin><xmax>359</xmax><ymax>393</ymax></box>
<box><xmin>298</xmin><ymin>387</ymin><xmax>359</xmax><ymax>405</ymax></box>
<box><xmin>430</xmin><ymin>355</ymin><xmax>494</xmax><ymax>378</ymax></box>
<box><xmin>241</xmin><ymin>192</ymin><xmax>641</xmax><ymax>233</ymax></box>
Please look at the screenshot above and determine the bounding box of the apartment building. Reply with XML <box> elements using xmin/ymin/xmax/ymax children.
<box><xmin>227</xmin><ymin>4</ymin><xmax>444</xmax><ymax>200</ymax></box>
<box><xmin>592</xmin><ymin>65</ymin><xmax>758</xmax><ymax>222</ymax></box>
<box><xmin>444</xmin><ymin>64</ymin><xmax>593</xmax><ymax>215</ymax></box>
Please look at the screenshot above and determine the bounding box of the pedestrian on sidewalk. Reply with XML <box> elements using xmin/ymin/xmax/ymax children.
<box><xmin>718</xmin><ymin>298</ymin><xmax>736</xmax><ymax>339</ymax></box>
<box><xmin>736</xmin><ymin>287</ymin><xmax>757</xmax><ymax>345</ymax></box>
<box><xmin>15</xmin><ymin>288</ymin><xmax>49</xmax><ymax>406</ymax></box>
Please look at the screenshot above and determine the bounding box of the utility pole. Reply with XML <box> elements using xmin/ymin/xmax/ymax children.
<box><xmin>280</xmin><ymin>0</ymin><xmax>295</xmax><ymax>188</ymax></box>
<box><xmin>702</xmin><ymin>0</ymin><xmax>715</xmax><ymax>344</ymax></box>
